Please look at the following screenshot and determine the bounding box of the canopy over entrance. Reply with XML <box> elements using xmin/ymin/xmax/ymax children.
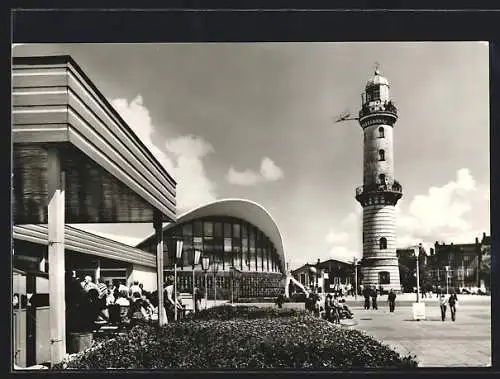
<box><xmin>13</xmin><ymin>55</ymin><xmax>176</xmax><ymax>223</ymax></box>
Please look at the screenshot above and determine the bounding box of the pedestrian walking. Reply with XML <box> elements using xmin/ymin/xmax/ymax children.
<box><xmin>370</xmin><ymin>286</ymin><xmax>378</xmax><ymax>310</ymax></box>
<box><xmin>362</xmin><ymin>286</ymin><xmax>370</xmax><ymax>309</ymax></box>
<box><xmin>449</xmin><ymin>292</ymin><xmax>458</xmax><ymax>321</ymax></box>
<box><xmin>439</xmin><ymin>293</ymin><xmax>449</xmax><ymax>321</ymax></box>
<box><xmin>324</xmin><ymin>293</ymin><xmax>332</xmax><ymax>321</ymax></box>
<box><xmin>388</xmin><ymin>288</ymin><xmax>396</xmax><ymax>312</ymax></box>
<box><xmin>275</xmin><ymin>290</ymin><xmax>285</xmax><ymax>309</ymax></box>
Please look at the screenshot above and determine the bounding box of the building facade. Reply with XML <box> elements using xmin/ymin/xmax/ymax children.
<box><xmin>428</xmin><ymin>233</ymin><xmax>490</xmax><ymax>292</ymax></box>
<box><xmin>355</xmin><ymin>68</ymin><xmax>402</xmax><ymax>292</ymax></box>
<box><xmin>12</xmin><ymin>224</ymin><xmax>163</xmax><ymax>367</ymax></box>
<box><xmin>136</xmin><ymin>199</ymin><xmax>287</xmax><ymax>299</ymax></box>
<box><xmin>291</xmin><ymin>259</ymin><xmax>355</xmax><ymax>294</ymax></box>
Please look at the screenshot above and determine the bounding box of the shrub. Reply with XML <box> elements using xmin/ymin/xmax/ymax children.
<box><xmin>54</xmin><ymin>310</ymin><xmax>418</xmax><ymax>370</ymax></box>
<box><xmin>184</xmin><ymin>305</ymin><xmax>302</xmax><ymax>321</ymax></box>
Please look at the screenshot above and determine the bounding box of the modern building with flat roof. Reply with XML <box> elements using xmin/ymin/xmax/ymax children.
<box><xmin>12</xmin><ymin>55</ymin><xmax>177</xmax><ymax>366</ymax></box>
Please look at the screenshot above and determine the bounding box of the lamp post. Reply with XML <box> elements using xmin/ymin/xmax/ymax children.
<box><xmin>415</xmin><ymin>244</ymin><xmax>421</xmax><ymax>303</ymax></box>
<box><xmin>201</xmin><ymin>256</ymin><xmax>210</xmax><ymax>310</ymax></box>
<box><xmin>229</xmin><ymin>266</ymin><xmax>234</xmax><ymax>305</ymax></box>
<box><xmin>174</xmin><ymin>239</ymin><xmax>183</xmax><ymax>322</ymax></box>
<box><xmin>445</xmin><ymin>265</ymin><xmax>450</xmax><ymax>295</ymax></box>
<box><xmin>353</xmin><ymin>257</ymin><xmax>358</xmax><ymax>301</ymax></box>
<box><xmin>316</xmin><ymin>258</ymin><xmax>321</xmax><ymax>291</ymax></box>
<box><xmin>212</xmin><ymin>259</ymin><xmax>219</xmax><ymax>307</ymax></box>
<box><xmin>192</xmin><ymin>250</ymin><xmax>201</xmax><ymax>313</ymax></box>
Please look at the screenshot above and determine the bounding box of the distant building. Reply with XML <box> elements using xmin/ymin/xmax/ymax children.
<box><xmin>428</xmin><ymin>233</ymin><xmax>490</xmax><ymax>291</ymax></box>
<box><xmin>290</xmin><ymin>258</ymin><xmax>354</xmax><ymax>293</ymax></box>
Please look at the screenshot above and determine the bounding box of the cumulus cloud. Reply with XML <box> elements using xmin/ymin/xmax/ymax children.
<box><xmin>111</xmin><ymin>95</ymin><xmax>217</xmax><ymax>211</ymax></box>
<box><xmin>227</xmin><ymin>157</ymin><xmax>284</xmax><ymax>186</ymax></box>
<box><xmin>396</xmin><ymin>168</ymin><xmax>480</xmax><ymax>245</ymax></box>
<box><xmin>260</xmin><ymin>157</ymin><xmax>284</xmax><ymax>181</ymax></box>
<box><xmin>324</xmin><ymin>168</ymin><xmax>488</xmax><ymax>261</ymax></box>
<box><xmin>325</xmin><ymin>231</ymin><xmax>349</xmax><ymax>244</ymax></box>
<box><xmin>325</xmin><ymin>209</ymin><xmax>362</xmax><ymax>263</ymax></box>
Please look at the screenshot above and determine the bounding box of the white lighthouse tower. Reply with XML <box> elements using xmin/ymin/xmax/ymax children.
<box><xmin>355</xmin><ymin>67</ymin><xmax>402</xmax><ymax>292</ymax></box>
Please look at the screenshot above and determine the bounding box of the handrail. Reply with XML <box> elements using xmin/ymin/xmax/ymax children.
<box><xmin>356</xmin><ymin>182</ymin><xmax>403</xmax><ymax>196</ymax></box>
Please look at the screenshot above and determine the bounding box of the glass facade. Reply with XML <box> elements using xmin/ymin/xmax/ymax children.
<box><xmin>138</xmin><ymin>216</ymin><xmax>284</xmax><ymax>298</ymax></box>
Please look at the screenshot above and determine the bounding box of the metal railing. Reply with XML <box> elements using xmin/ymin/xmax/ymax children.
<box><xmin>359</xmin><ymin>100</ymin><xmax>398</xmax><ymax>119</ymax></box>
<box><xmin>356</xmin><ymin>181</ymin><xmax>403</xmax><ymax>196</ymax></box>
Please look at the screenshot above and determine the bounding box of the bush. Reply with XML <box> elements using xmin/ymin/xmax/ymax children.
<box><xmin>54</xmin><ymin>308</ymin><xmax>418</xmax><ymax>369</ymax></box>
<box><xmin>185</xmin><ymin>305</ymin><xmax>302</xmax><ymax>321</ymax></box>
<box><xmin>234</xmin><ymin>297</ymin><xmax>280</xmax><ymax>303</ymax></box>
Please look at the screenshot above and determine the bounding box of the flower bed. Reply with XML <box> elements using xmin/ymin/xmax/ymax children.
<box><xmin>184</xmin><ymin>305</ymin><xmax>301</xmax><ymax>321</ymax></box>
<box><xmin>53</xmin><ymin>307</ymin><xmax>417</xmax><ymax>369</ymax></box>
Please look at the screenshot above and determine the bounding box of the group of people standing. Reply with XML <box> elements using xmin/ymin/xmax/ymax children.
<box><xmin>303</xmin><ymin>289</ymin><xmax>354</xmax><ymax>323</ymax></box>
<box><xmin>362</xmin><ymin>286</ymin><xmax>398</xmax><ymax>312</ymax></box>
<box><xmin>439</xmin><ymin>292</ymin><xmax>458</xmax><ymax>321</ymax></box>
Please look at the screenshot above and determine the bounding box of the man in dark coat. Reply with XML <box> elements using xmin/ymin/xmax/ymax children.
<box><xmin>388</xmin><ymin>288</ymin><xmax>396</xmax><ymax>312</ymax></box>
<box><xmin>370</xmin><ymin>286</ymin><xmax>378</xmax><ymax>310</ymax></box>
<box><xmin>362</xmin><ymin>286</ymin><xmax>371</xmax><ymax>310</ymax></box>
<box><xmin>275</xmin><ymin>290</ymin><xmax>285</xmax><ymax>309</ymax></box>
<box><xmin>449</xmin><ymin>292</ymin><xmax>458</xmax><ymax>321</ymax></box>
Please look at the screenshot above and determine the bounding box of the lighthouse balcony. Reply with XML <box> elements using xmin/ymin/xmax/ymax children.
<box><xmin>359</xmin><ymin>100</ymin><xmax>398</xmax><ymax>119</ymax></box>
<box><xmin>355</xmin><ymin>181</ymin><xmax>403</xmax><ymax>205</ymax></box>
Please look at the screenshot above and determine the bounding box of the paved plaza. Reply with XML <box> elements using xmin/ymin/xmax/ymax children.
<box><xmin>345</xmin><ymin>295</ymin><xmax>491</xmax><ymax>368</ymax></box>
<box><xmin>238</xmin><ymin>294</ymin><xmax>491</xmax><ymax>368</ymax></box>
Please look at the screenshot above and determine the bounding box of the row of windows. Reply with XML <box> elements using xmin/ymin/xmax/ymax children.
<box><xmin>143</xmin><ymin>217</ymin><xmax>282</xmax><ymax>273</ymax></box>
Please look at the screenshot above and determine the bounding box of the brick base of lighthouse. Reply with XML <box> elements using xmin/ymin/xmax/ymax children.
<box><xmin>361</xmin><ymin>258</ymin><xmax>401</xmax><ymax>293</ymax></box>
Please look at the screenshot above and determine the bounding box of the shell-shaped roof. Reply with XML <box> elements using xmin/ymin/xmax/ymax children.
<box><xmin>138</xmin><ymin>198</ymin><xmax>287</xmax><ymax>274</ymax></box>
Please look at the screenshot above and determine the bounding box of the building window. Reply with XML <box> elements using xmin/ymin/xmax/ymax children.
<box><xmin>379</xmin><ymin>237</ymin><xmax>387</xmax><ymax>250</ymax></box>
<box><xmin>203</xmin><ymin>221</ymin><xmax>213</xmax><ymax>237</ymax></box>
<box><xmin>379</xmin><ymin>173</ymin><xmax>386</xmax><ymax>185</ymax></box>
<box><xmin>379</xmin><ymin>271</ymin><xmax>390</xmax><ymax>284</ymax></box>
<box><xmin>193</xmin><ymin>221</ymin><xmax>203</xmax><ymax>236</ymax></box>
<box><xmin>379</xmin><ymin>149</ymin><xmax>385</xmax><ymax>161</ymax></box>
<box><xmin>378</xmin><ymin>127</ymin><xmax>385</xmax><ymax>138</ymax></box>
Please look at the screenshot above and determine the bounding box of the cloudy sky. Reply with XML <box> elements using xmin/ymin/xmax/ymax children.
<box><xmin>13</xmin><ymin>42</ymin><xmax>490</xmax><ymax>269</ymax></box>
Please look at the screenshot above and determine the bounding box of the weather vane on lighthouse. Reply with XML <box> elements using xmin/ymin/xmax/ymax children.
<box><xmin>335</xmin><ymin>64</ymin><xmax>403</xmax><ymax>292</ymax></box>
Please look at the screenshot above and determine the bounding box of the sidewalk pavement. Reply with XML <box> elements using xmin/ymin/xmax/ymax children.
<box><xmin>346</xmin><ymin>301</ymin><xmax>491</xmax><ymax>367</ymax></box>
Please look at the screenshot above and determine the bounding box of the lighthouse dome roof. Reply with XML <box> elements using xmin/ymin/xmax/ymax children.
<box><xmin>366</xmin><ymin>69</ymin><xmax>390</xmax><ymax>88</ymax></box>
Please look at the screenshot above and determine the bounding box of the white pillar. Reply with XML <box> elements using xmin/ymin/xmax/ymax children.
<box><xmin>47</xmin><ymin>147</ymin><xmax>66</xmax><ymax>364</ymax></box>
<box><xmin>95</xmin><ymin>259</ymin><xmax>101</xmax><ymax>281</ymax></box>
<box><xmin>154</xmin><ymin>210</ymin><xmax>166</xmax><ymax>326</ymax></box>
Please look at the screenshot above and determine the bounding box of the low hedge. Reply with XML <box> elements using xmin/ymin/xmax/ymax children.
<box><xmin>54</xmin><ymin>307</ymin><xmax>417</xmax><ymax>369</ymax></box>
<box><xmin>184</xmin><ymin>305</ymin><xmax>302</xmax><ymax>321</ymax></box>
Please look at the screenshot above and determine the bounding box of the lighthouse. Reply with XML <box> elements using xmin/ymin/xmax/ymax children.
<box><xmin>355</xmin><ymin>67</ymin><xmax>402</xmax><ymax>292</ymax></box>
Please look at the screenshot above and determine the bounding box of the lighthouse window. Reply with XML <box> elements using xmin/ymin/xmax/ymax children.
<box><xmin>379</xmin><ymin>237</ymin><xmax>387</xmax><ymax>250</ymax></box>
<box><xmin>378</xmin><ymin>127</ymin><xmax>385</xmax><ymax>138</ymax></box>
<box><xmin>378</xmin><ymin>149</ymin><xmax>385</xmax><ymax>161</ymax></box>
<box><xmin>366</xmin><ymin>86</ymin><xmax>380</xmax><ymax>102</ymax></box>
<box><xmin>379</xmin><ymin>271</ymin><xmax>390</xmax><ymax>285</ymax></box>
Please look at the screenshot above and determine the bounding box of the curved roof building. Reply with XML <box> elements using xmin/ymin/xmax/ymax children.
<box><xmin>137</xmin><ymin>198</ymin><xmax>287</xmax><ymax>299</ymax></box>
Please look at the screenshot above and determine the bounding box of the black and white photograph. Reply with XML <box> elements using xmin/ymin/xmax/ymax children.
<box><xmin>11</xmin><ymin>41</ymin><xmax>491</xmax><ymax>369</ymax></box>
